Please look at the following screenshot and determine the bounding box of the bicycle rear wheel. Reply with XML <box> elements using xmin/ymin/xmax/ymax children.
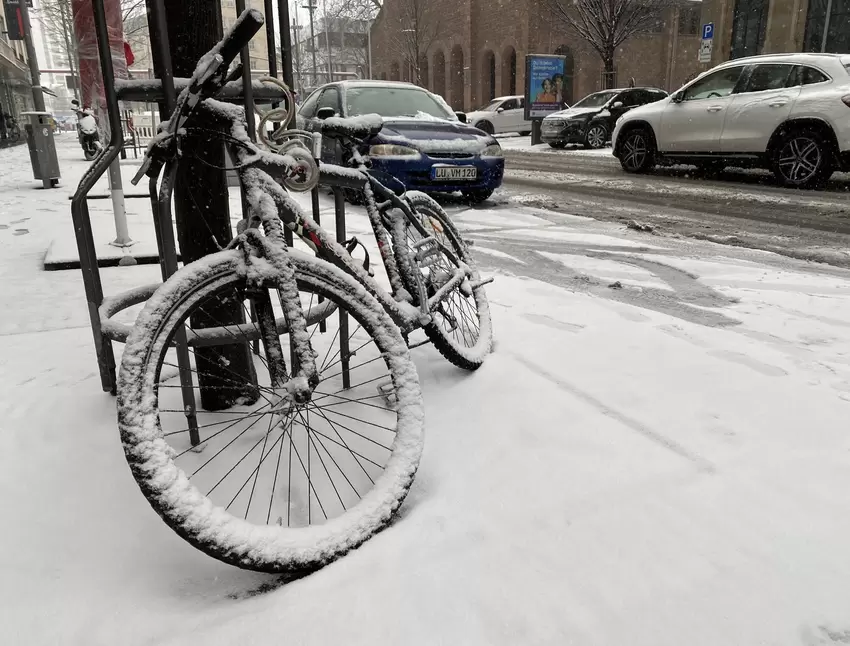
<box><xmin>118</xmin><ymin>249</ymin><xmax>424</xmax><ymax>573</ymax></box>
<box><xmin>396</xmin><ymin>191</ymin><xmax>493</xmax><ymax>370</ymax></box>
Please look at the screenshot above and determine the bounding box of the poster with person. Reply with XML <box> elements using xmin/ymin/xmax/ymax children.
<box><xmin>524</xmin><ymin>55</ymin><xmax>568</xmax><ymax>119</ymax></box>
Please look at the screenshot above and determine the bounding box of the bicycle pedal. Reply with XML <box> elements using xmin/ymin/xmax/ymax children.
<box><xmin>376</xmin><ymin>379</ymin><xmax>398</xmax><ymax>408</ymax></box>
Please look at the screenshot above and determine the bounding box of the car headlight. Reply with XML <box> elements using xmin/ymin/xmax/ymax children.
<box><xmin>369</xmin><ymin>144</ymin><xmax>420</xmax><ymax>157</ymax></box>
<box><xmin>481</xmin><ymin>144</ymin><xmax>503</xmax><ymax>158</ymax></box>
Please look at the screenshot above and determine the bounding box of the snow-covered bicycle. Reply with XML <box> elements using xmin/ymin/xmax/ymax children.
<box><xmin>118</xmin><ymin>10</ymin><xmax>491</xmax><ymax>574</ymax></box>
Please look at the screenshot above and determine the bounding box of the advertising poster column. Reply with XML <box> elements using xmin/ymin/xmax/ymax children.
<box><xmin>524</xmin><ymin>54</ymin><xmax>567</xmax><ymax>145</ymax></box>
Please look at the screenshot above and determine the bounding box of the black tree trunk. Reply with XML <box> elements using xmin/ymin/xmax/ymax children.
<box><xmin>148</xmin><ymin>0</ymin><xmax>259</xmax><ymax>411</ymax></box>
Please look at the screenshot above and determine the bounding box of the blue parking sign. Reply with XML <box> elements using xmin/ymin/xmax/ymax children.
<box><xmin>702</xmin><ymin>22</ymin><xmax>714</xmax><ymax>40</ymax></box>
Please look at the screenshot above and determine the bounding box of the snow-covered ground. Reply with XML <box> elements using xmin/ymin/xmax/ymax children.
<box><xmin>3</xmin><ymin>138</ymin><xmax>850</xmax><ymax>645</ymax></box>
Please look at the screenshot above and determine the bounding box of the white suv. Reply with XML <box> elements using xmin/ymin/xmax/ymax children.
<box><xmin>466</xmin><ymin>96</ymin><xmax>532</xmax><ymax>136</ymax></box>
<box><xmin>612</xmin><ymin>53</ymin><xmax>850</xmax><ymax>188</ymax></box>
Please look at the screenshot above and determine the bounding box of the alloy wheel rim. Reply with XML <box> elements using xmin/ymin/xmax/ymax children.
<box><xmin>588</xmin><ymin>126</ymin><xmax>606</xmax><ymax>148</ymax></box>
<box><xmin>622</xmin><ymin>134</ymin><xmax>647</xmax><ymax>170</ymax></box>
<box><xmin>778</xmin><ymin>137</ymin><xmax>821</xmax><ymax>183</ymax></box>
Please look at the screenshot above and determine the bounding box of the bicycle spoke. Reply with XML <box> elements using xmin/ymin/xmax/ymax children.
<box><xmin>163</xmin><ymin>407</ymin><xmax>274</xmax><ymax>437</ymax></box>
<box><xmin>311</xmin><ymin>390</ymin><xmax>395</xmax><ymax>413</ymax></box>
<box><xmin>287</xmin><ymin>417</ymin><xmax>327</xmax><ymax>521</ymax></box>
<box><xmin>309</xmin><ymin>403</ymin><xmax>394</xmax><ymax>448</ymax></box>
<box><xmin>299</xmin><ymin>408</ymin><xmax>346</xmax><ymax>511</ymax></box>
<box><xmin>321</xmin><ymin>333</ymin><xmax>372</xmax><ymax>374</ymax></box>
<box><xmin>305</xmin><ymin>416</ymin><xmax>363</xmax><ymax>499</ymax></box>
<box><xmin>243</xmin><ymin>412</ymin><xmax>277</xmax><ymax>518</ymax></box>
<box><xmin>188</xmin><ymin>409</ymin><xmax>269</xmax><ymax>474</ymax></box>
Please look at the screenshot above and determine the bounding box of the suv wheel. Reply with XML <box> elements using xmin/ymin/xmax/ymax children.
<box><xmin>771</xmin><ymin>129</ymin><xmax>833</xmax><ymax>189</ymax></box>
<box><xmin>619</xmin><ymin>128</ymin><xmax>656</xmax><ymax>174</ymax></box>
<box><xmin>584</xmin><ymin>124</ymin><xmax>608</xmax><ymax>149</ymax></box>
<box><xmin>476</xmin><ymin>121</ymin><xmax>494</xmax><ymax>135</ymax></box>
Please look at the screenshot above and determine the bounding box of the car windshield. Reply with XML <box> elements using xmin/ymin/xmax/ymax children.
<box><xmin>345</xmin><ymin>86</ymin><xmax>454</xmax><ymax>120</ymax></box>
<box><xmin>475</xmin><ymin>99</ymin><xmax>502</xmax><ymax>112</ymax></box>
<box><xmin>572</xmin><ymin>91</ymin><xmax>619</xmax><ymax>108</ymax></box>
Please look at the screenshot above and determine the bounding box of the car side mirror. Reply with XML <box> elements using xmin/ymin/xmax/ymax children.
<box><xmin>455</xmin><ymin>111</ymin><xmax>467</xmax><ymax>123</ymax></box>
<box><xmin>71</xmin><ymin>99</ymin><xmax>80</xmax><ymax>107</ymax></box>
<box><xmin>496</xmin><ymin>107</ymin><xmax>505</xmax><ymax>113</ymax></box>
<box><xmin>316</xmin><ymin>106</ymin><xmax>335</xmax><ymax>120</ymax></box>
<box><xmin>671</xmin><ymin>91</ymin><xmax>684</xmax><ymax>103</ymax></box>
<box><xmin>612</xmin><ymin>101</ymin><xmax>624</xmax><ymax>108</ymax></box>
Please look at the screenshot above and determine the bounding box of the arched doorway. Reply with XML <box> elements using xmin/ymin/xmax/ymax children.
<box><xmin>450</xmin><ymin>45</ymin><xmax>465</xmax><ymax>110</ymax></box>
<box><xmin>432</xmin><ymin>50</ymin><xmax>447</xmax><ymax>98</ymax></box>
<box><xmin>501</xmin><ymin>46</ymin><xmax>517</xmax><ymax>95</ymax></box>
<box><xmin>390</xmin><ymin>62</ymin><xmax>400</xmax><ymax>81</ymax></box>
<box><xmin>553</xmin><ymin>45</ymin><xmax>575</xmax><ymax>105</ymax></box>
<box><xmin>480</xmin><ymin>50</ymin><xmax>496</xmax><ymax>102</ymax></box>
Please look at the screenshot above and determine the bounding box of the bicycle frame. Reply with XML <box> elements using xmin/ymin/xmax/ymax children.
<box><xmin>197</xmin><ymin>100</ymin><xmax>475</xmax><ymax>335</ymax></box>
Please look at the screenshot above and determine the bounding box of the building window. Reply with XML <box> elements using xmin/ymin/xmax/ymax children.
<box><xmin>730</xmin><ymin>0</ymin><xmax>768</xmax><ymax>58</ymax></box>
<box><xmin>804</xmin><ymin>0</ymin><xmax>850</xmax><ymax>53</ymax></box>
<box><xmin>678</xmin><ymin>7</ymin><xmax>700</xmax><ymax>35</ymax></box>
<box><xmin>648</xmin><ymin>16</ymin><xmax>666</xmax><ymax>33</ymax></box>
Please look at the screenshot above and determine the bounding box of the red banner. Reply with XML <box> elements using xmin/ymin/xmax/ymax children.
<box><xmin>71</xmin><ymin>0</ymin><xmax>128</xmax><ymax>135</ymax></box>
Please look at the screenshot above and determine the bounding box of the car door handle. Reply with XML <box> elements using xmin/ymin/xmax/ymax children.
<box><xmin>768</xmin><ymin>101</ymin><xmax>788</xmax><ymax>108</ymax></box>
<box><xmin>706</xmin><ymin>105</ymin><xmax>724</xmax><ymax>112</ymax></box>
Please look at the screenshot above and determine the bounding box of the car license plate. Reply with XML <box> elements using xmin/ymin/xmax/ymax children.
<box><xmin>432</xmin><ymin>166</ymin><xmax>477</xmax><ymax>181</ymax></box>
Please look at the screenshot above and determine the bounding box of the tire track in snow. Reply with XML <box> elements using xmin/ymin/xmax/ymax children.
<box><xmin>507</xmin><ymin>351</ymin><xmax>716</xmax><ymax>473</ymax></box>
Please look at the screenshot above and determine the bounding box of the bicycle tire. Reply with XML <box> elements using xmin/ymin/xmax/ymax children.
<box><xmin>395</xmin><ymin>191</ymin><xmax>493</xmax><ymax>370</ymax></box>
<box><xmin>118</xmin><ymin>249</ymin><xmax>425</xmax><ymax>573</ymax></box>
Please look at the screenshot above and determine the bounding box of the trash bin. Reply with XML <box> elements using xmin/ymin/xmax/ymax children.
<box><xmin>21</xmin><ymin>111</ymin><xmax>61</xmax><ymax>189</ymax></box>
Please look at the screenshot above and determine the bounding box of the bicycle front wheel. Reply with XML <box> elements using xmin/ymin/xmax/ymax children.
<box><xmin>118</xmin><ymin>249</ymin><xmax>424</xmax><ymax>573</ymax></box>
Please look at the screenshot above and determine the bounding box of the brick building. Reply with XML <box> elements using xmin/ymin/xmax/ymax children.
<box><xmin>370</xmin><ymin>0</ymin><xmax>850</xmax><ymax>112</ymax></box>
<box><xmin>369</xmin><ymin>0</ymin><xmax>704</xmax><ymax>112</ymax></box>
<box><xmin>701</xmin><ymin>0</ymin><xmax>849</xmax><ymax>65</ymax></box>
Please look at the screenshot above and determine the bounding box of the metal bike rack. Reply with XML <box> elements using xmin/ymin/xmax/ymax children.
<box><xmin>70</xmin><ymin>0</ymin><xmax>349</xmax><ymax>398</ymax></box>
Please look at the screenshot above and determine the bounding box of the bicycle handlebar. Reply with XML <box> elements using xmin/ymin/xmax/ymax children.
<box><xmin>217</xmin><ymin>8</ymin><xmax>265</xmax><ymax>73</ymax></box>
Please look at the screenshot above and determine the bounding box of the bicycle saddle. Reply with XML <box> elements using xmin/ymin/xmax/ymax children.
<box><xmin>318</xmin><ymin>114</ymin><xmax>383</xmax><ymax>140</ymax></box>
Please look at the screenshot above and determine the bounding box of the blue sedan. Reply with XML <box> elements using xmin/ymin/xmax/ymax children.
<box><xmin>296</xmin><ymin>80</ymin><xmax>504</xmax><ymax>203</ymax></box>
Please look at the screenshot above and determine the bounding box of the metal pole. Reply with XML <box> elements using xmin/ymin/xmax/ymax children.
<box><xmin>235</xmin><ymin>0</ymin><xmax>256</xmax><ymax>140</ymax></box>
<box><xmin>333</xmin><ymin>187</ymin><xmax>350</xmax><ymax>389</ymax></box>
<box><xmin>277</xmin><ymin>0</ymin><xmax>295</xmax><ymax>89</ymax></box>
<box><xmin>306</xmin><ymin>1</ymin><xmax>318</xmax><ymax>86</ymax></box>
<box><xmin>820</xmin><ymin>0</ymin><xmax>833</xmax><ymax>52</ymax></box>
<box><xmin>20</xmin><ymin>0</ymin><xmax>46</xmax><ymax>111</ymax></box>
<box><xmin>292</xmin><ymin>14</ymin><xmax>303</xmax><ymax>91</ymax></box>
<box><xmin>367</xmin><ymin>24</ymin><xmax>372</xmax><ymax>79</ymax></box>
<box><xmin>107</xmin><ymin>160</ymin><xmax>132</xmax><ymax>247</ymax></box>
<box><xmin>264</xmin><ymin>0</ymin><xmax>279</xmax><ymax>77</ymax></box>
<box><xmin>321</xmin><ymin>0</ymin><xmax>332</xmax><ymax>82</ymax></box>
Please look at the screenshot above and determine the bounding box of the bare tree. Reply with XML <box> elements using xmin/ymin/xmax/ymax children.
<box><xmin>322</xmin><ymin>0</ymin><xmax>379</xmax><ymax>76</ymax></box>
<box><xmin>542</xmin><ymin>0</ymin><xmax>669</xmax><ymax>88</ymax></box>
<box><xmin>391</xmin><ymin>0</ymin><xmax>440</xmax><ymax>86</ymax></box>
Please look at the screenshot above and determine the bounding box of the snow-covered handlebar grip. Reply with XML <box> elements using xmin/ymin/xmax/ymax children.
<box><xmin>218</xmin><ymin>9</ymin><xmax>265</xmax><ymax>69</ymax></box>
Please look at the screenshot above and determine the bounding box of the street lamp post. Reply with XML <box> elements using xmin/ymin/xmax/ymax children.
<box><xmin>19</xmin><ymin>0</ymin><xmax>46</xmax><ymax>112</ymax></box>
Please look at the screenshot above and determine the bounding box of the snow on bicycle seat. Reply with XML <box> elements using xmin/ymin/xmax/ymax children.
<box><xmin>319</xmin><ymin>114</ymin><xmax>383</xmax><ymax>140</ymax></box>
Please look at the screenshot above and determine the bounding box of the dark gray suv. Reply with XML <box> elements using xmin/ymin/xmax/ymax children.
<box><xmin>541</xmin><ymin>87</ymin><xmax>668</xmax><ymax>149</ymax></box>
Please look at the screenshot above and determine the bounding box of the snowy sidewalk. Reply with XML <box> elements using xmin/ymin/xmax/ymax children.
<box><xmin>3</xmin><ymin>138</ymin><xmax>850</xmax><ymax>645</ymax></box>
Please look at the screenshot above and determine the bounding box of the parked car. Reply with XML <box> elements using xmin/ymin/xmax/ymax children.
<box><xmin>297</xmin><ymin>80</ymin><xmax>504</xmax><ymax>203</ymax></box>
<box><xmin>541</xmin><ymin>87</ymin><xmax>668</xmax><ymax>149</ymax></box>
<box><xmin>466</xmin><ymin>95</ymin><xmax>532</xmax><ymax>135</ymax></box>
<box><xmin>612</xmin><ymin>53</ymin><xmax>850</xmax><ymax>189</ymax></box>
